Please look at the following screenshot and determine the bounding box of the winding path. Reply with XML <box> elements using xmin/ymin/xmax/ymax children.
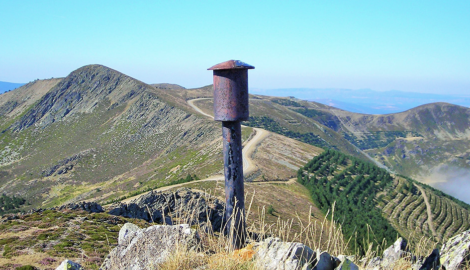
<box><xmin>121</xmin><ymin>98</ymin><xmax>279</xmax><ymax>204</ymax></box>
<box><xmin>414</xmin><ymin>183</ymin><xmax>437</xmax><ymax>237</ymax></box>
<box><xmin>188</xmin><ymin>98</ymin><xmax>268</xmax><ymax>175</ymax></box>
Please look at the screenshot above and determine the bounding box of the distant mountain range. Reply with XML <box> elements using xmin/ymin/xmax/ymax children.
<box><xmin>252</xmin><ymin>88</ymin><xmax>470</xmax><ymax>114</ymax></box>
<box><xmin>0</xmin><ymin>81</ymin><xmax>25</xmax><ymax>93</ymax></box>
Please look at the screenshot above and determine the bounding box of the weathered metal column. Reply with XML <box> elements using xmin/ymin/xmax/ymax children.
<box><xmin>208</xmin><ymin>60</ymin><xmax>254</xmax><ymax>249</ymax></box>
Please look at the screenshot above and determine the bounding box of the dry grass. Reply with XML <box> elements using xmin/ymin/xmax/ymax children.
<box><xmin>147</xmin><ymin>188</ymin><xmax>347</xmax><ymax>270</ymax></box>
<box><xmin>147</xmin><ymin>187</ymin><xmax>441</xmax><ymax>270</ymax></box>
<box><xmin>0</xmin><ymin>252</ymin><xmax>66</xmax><ymax>269</ymax></box>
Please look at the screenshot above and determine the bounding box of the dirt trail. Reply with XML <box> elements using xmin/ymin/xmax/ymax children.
<box><xmin>187</xmin><ymin>98</ymin><xmax>213</xmax><ymax>119</ymax></box>
<box><xmin>119</xmin><ymin>99</ymin><xmax>273</xmax><ymax>204</ymax></box>
<box><xmin>188</xmin><ymin>98</ymin><xmax>268</xmax><ymax>175</ymax></box>
<box><xmin>414</xmin><ymin>183</ymin><xmax>437</xmax><ymax>237</ymax></box>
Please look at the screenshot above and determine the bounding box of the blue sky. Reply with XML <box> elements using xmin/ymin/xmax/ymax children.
<box><xmin>1</xmin><ymin>1</ymin><xmax>469</xmax><ymax>95</ymax></box>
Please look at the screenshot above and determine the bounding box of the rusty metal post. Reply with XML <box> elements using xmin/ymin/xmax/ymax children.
<box><xmin>208</xmin><ymin>60</ymin><xmax>254</xmax><ymax>249</ymax></box>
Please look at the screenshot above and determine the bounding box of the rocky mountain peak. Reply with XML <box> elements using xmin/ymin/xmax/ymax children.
<box><xmin>10</xmin><ymin>64</ymin><xmax>150</xmax><ymax>132</ymax></box>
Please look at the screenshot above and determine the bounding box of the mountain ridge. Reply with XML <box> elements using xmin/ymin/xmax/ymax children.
<box><xmin>252</xmin><ymin>88</ymin><xmax>470</xmax><ymax>114</ymax></box>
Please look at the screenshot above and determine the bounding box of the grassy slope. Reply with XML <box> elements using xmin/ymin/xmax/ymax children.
<box><xmin>0</xmin><ymin>210</ymin><xmax>151</xmax><ymax>269</ymax></box>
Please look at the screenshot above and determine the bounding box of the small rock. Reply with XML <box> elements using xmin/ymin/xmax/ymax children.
<box><xmin>55</xmin><ymin>260</ymin><xmax>84</xmax><ymax>270</ymax></box>
<box><xmin>118</xmin><ymin>223</ymin><xmax>140</xmax><ymax>245</ymax></box>
<box><xmin>255</xmin><ymin>237</ymin><xmax>316</xmax><ymax>270</ymax></box>
<box><xmin>365</xmin><ymin>256</ymin><xmax>382</xmax><ymax>270</ymax></box>
<box><xmin>336</xmin><ymin>255</ymin><xmax>355</xmax><ymax>264</ymax></box>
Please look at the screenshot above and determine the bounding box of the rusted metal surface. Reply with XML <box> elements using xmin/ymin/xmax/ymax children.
<box><xmin>212</xmin><ymin>69</ymin><xmax>249</xmax><ymax>121</ymax></box>
<box><xmin>222</xmin><ymin>121</ymin><xmax>245</xmax><ymax>248</ymax></box>
<box><xmin>207</xmin><ymin>60</ymin><xmax>255</xmax><ymax>71</ymax></box>
<box><xmin>208</xmin><ymin>60</ymin><xmax>254</xmax><ymax>249</ymax></box>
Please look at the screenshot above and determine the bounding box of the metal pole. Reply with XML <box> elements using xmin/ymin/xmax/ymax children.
<box><xmin>208</xmin><ymin>60</ymin><xmax>254</xmax><ymax>249</ymax></box>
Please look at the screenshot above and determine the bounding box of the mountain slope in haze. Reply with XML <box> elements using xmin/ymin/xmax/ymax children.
<box><xmin>187</xmin><ymin>96</ymin><xmax>371</xmax><ymax>163</ymax></box>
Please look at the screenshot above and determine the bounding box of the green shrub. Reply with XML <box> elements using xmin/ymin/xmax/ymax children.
<box><xmin>16</xmin><ymin>266</ymin><xmax>37</xmax><ymax>270</ymax></box>
<box><xmin>0</xmin><ymin>236</ymin><xmax>19</xmax><ymax>245</ymax></box>
<box><xmin>267</xmin><ymin>205</ymin><xmax>275</xmax><ymax>216</ymax></box>
<box><xmin>2</xmin><ymin>245</ymin><xmax>12</xmax><ymax>257</ymax></box>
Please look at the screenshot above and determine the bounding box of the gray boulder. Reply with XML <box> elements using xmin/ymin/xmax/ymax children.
<box><xmin>440</xmin><ymin>229</ymin><xmax>470</xmax><ymax>269</ymax></box>
<box><xmin>255</xmin><ymin>237</ymin><xmax>316</xmax><ymax>270</ymax></box>
<box><xmin>100</xmin><ymin>223</ymin><xmax>199</xmax><ymax>270</ymax></box>
<box><xmin>55</xmin><ymin>260</ymin><xmax>84</xmax><ymax>270</ymax></box>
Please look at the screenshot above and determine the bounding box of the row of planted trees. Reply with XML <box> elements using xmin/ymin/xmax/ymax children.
<box><xmin>298</xmin><ymin>149</ymin><xmax>399</xmax><ymax>254</ymax></box>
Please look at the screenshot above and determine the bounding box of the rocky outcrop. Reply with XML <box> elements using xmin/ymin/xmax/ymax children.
<box><xmin>440</xmin><ymin>230</ymin><xmax>470</xmax><ymax>269</ymax></box>
<box><xmin>50</xmin><ymin>201</ymin><xmax>104</xmax><ymax>213</ymax></box>
<box><xmin>108</xmin><ymin>188</ymin><xmax>225</xmax><ymax>232</ymax></box>
<box><xmin>41</xmin><ymin>149</ymin><xmax>94</xmax><ymax>177</ymax></box>
<box><xmin>97</xmin><ymin>220</ymin><xmax>470</xmax><ymax>270</ymax></box>
<box><xmin>361</xmin><ymin>230</ymin><xmax>470</xmax><ymax>269</ymax></box>
<box><xmin>100</xmin><ymin>223</ymin><xmax>199</xmax><ymax>270</ymax></box>
<box><xmin>20</xmin><ymin>201</ymin><xmax>104</xmax><ymax>215</ymax></box>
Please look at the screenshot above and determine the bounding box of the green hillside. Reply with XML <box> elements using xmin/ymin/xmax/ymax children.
<box><xmin>297</xmin><ymin>149</ymin><xmax>470</xmax><ymax>254</ymax></box>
